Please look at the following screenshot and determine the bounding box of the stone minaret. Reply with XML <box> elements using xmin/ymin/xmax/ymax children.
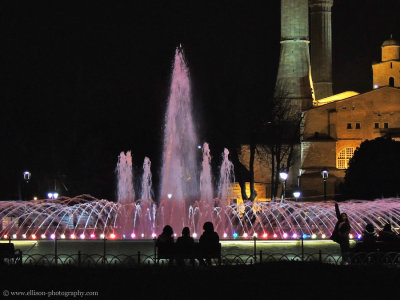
<box><xmin>310</xmin><ymin>0</ymin><xmax>334</xmax><ymax>100</ymax></box>
<box><xmin>275</xmin><ymin>0</ymin><xmax>314</xmax><ymax>113</ymax></box>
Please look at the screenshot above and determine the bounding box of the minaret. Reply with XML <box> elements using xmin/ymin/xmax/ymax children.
<box><xmin>275</xmin><ymin>0</ymin><xmax>314</xmax><ymax>113</ymax></box>
<box><xmin>310</xmin><ymin>0</ymin><xmax>334</xmax><ymax>100</ymax></box>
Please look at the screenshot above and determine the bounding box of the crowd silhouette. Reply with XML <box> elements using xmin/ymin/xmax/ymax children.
<box><xmin>156</xmin><ymin>222</ymin><xmax>221</xmax><ymax>265</ymax></box>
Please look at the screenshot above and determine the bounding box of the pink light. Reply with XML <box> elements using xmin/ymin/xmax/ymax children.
<box><xmin>263</xmin><ymin>233</ymin><xmax>268</xmax><ymax>239</ymax></box>
<box><xmin>31</xmin><ymin>234</ymin><xmax>37</xmax><ymax>240</ymax></box>
<box><xmin>22</xmin><ymin>234</ymin><xmax>27</xmax><ymax>239</ymax></box>
<box><xmin>141</xmin><ymin>233</ymin><xmax>145</xmax><ymax>238</ymax></box>
<box><xmin>50</xmin><ymin>234</ymin><xmax>56</xmax><ymax>239</ymax></box>
<box><xmin>3</xmin><ymin>234</ymin><xmax>8</xmax><ymax>239</ymax></box>
<box><xmin>110</xmin><ymin>233</ymin><xmax>116</xmax><ymax>239</ymax></box>
<box><xmin>223</xmin><ymin>233</ymin><xmax>228</xmax><ymax>238</ymax></box>
<box><xmin>100</xmin><ymin>234</ymin><xmax>105</xmax><ymax>239</ymax></box>
<box><xmin>192</xmin><ymin>233</ymin><xmax>197</xmax><ymax>238</ymax></box>
<box><xmin>152</xmin><ymin>233</ymin><xmax>157</xmax><ymax>238</ymax></box>
<box><xmin>273</xmin><ymin>233</ymin><xmax>278</xmax><ymax>238</ymax></box>
<box><xmin>41</xmin><ymin>234</ymin><xmax>46</xmax><ymax>239</ymax></box>
<box><xmin>90</xmin><ymin>233</ymin><xmax>96</xmax><ymax>239</ymax></box>
<box><xmin>70</xmin><ymin>234</ymin><xmax>76</xmax><ymax>239</ymax></box>
<box><xmin>131</xmin><ymin>233</ymin><xmax>136</xmax><ymax>239</ymax></box>
<box><xmin>283</xmin><ymin>233</ymin><xmax>288</xmax><ymax>239</ymax></box>
<box><xmin>292</xmin><ymin>233</ymin><xmax>298</xmax><ymax>239</ymax></box>
<box><xmin>80</xmin><ymin>233</ymin><xmax>85</xmax><ymax>239</ymax></box>
<box><xmin>243</xmin><ymin>233</ymin><xmax>248</xmax><ymax>238</ymax></box>
<box><xmin>349</xmin><ymin>234</ymin><xmax>354</xmax><ymax>239</ymax></box>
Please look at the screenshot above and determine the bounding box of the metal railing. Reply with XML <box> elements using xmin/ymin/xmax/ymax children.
<box><xmin>2</xmin><ymin>251</ymin><xmax>400</xmax><ymax>266</ymax></box>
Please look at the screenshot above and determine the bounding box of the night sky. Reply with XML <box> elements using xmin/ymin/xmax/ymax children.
<box><xmin>1</xmin><ymin>0</ymin><xmax>400</xmax><ymax>200</ymax></box>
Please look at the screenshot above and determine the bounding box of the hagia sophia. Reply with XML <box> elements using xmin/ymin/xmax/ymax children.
<box><xmin>236</xmin><ymin>0</ymin><xmax>400</xmax><ymax>201</ymax></box>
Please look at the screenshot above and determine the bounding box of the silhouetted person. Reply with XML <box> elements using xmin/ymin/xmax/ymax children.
<box><xmin>199</xmin><ymin>222</ymin><xmax>220</xmax><ymax>265</ymax></box>
<box><xmin>176</xmin><ymin>227</ymin><xmax>195</xmax><ymax>266</ymax></box>
<box><xmin>378</xmin><ymin>223</ymin><xmax>400</xmax><ymax>251</ymax></box>
<box><xmin>156</xmin><ymin>225</ymin><xmax>174</xmax><ymax>262</ymax></box>
<box><xmin>355</xmin><ymin>223</ymin><xmax>377</xmax><ymax>252</ymax></box>
<box><xmin>330</xmin><ymin>202</ymin><xmax>351</xmax><ymax>263</ymax></box>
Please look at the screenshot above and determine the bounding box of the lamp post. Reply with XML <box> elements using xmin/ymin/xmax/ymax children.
<box><xmin>321</xmin><ymin>169</ymin><xmax>329</xmax><ymax>201</ymax></box>
<box><xmin>279</xmin><ymin>171</ymin><xmax>288</xmax><ymax>203</ymax></box>
<box><xmin>293</xmin><ymin>191</ymin><xmax>301</xmax><ymax>201</ymax></box>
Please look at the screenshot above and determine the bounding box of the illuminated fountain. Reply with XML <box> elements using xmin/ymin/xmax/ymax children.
<box><xmin>1</xmin><ymin>46</ymin><xmax>400</xmax><ymax>240</ymax></box>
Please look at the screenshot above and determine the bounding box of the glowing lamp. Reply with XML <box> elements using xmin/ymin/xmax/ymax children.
<box><xmin>321</xmin><ymin>169</ymin><xmax>329</xmax><ymax>180</ymax></box>
<box><xmin>100</xmin><ymin>234</ymin><xmax>105</xmax><ymax>239</ymax></box>
<box><xmin>293</xmin><ymin>191</ymin><xmax>301</xmax><ymax>200</ymax></box>
<box><xmin>141</xmin><ymin>233</ymin><xmax>145</xmax><ymax>238</ymax></box>
<box><xmin>321</xmin><ymin>234</ymin><xmax>326</xmax><ymax>239</ymax></box>
<box><xmin>233</xmin><ymin>232</ymin><xmax>238</xmax><ymax>239</ymax></box>
<box><xmin>80</xmin><ymin>233</ymin><xmax>85</xmax><ymax>239</ymax></box>
<box><xmin>243</xmin><ymin>232</ymin><xmax>248</xmax><ymax>238</ymax></box>
<box><xmin>3</xmin><ymin>234</ymin><xmax>8</xmax><ymax>239</ymax></box>
<box><xmin>167</xmin><ymin>193</ymin><xmax>172</xmax><ymax>199</ymax></box>
<box><xmin>41</xmin><ymin>234</ymin><xmax>46</xmax><ymax>239</ymax></box>
<box><xmin>50</xmin><ymin>234</ymin><xmax>56</xmax><ymax>239</ymax></box>
<box><xmin>174</xmin><ymin>233</ymin><xmax>177</xmax><ymax>237</ymax></box>
<box><xmin>22</xmin><ymin>234</ymin><xmax>27</xmax><ymax>239</ymax></box>
<box><xmin>292</xmin><ymin>233</ymin><xmax>298</xmax><ymax>239</ymax></box>
<box><xmin>374</xmin><ymin>84</ymin><xmax>379</xmax><ymax>89</ymax></box>
<box><xmin>279</xmin><ymin>171</ymin><xmax>288</xmax><ymax>181</ymax></box>
<box><xmin>60</xmin><ymin>234</ymin><xmax>66</xmax><ymax>239</ymax></box>
<box><xmin>223</xmin><ymin>233</ymin><xmax>228</xmax><ymax>238</ymax></box>
<box><xmin>131</xmin><ymin>233</ymin><xmax>136</xmax><ymax>239</ymax></box>
<box><xmin>110</xmin><ymin>233</ymin><xmax>116</xmax><ymax>239</ymax></box>
<box><xmin>122</xmin><ymin>234</ymin><xmax>126</xmax><ymax>239</ymax></box>
<box><xmin>253</xmin><ymin>233</ymin><xmax>258</xmax><ymax>238</ymax></box>
<box><xmin>192</xmin><ymin>233</ymin><xmax>197</xmax><ymax>238</ymax></box>
<box><xmin>197</xmin><ymin>145</ymin><xmax>202</xmax><ymax>149</ymax></box>
<box><xmin>357</xmin><ymin>234</ymin><xmax>361</xmax><ymax>239</ymax></box>
<box><xmin>302</xmin><ymin>234</ymin><xmax>307</xmax><ymax>239</ymax></box>
<box><xmin>31</xmin><ymin>234</ymin><xmax>37</xmax><ymax>240</ymax></box>
<box><xmin>311</xmin><ymin>234</ymin><xmax>317</xmax><ymax>239</ymax></box>
<box><xmin>273</xmin><ymin>233</ymin><xmax>278</xmax><ymax>238</ymax></box>
<box><xmin>12</xmin><ymin>234</ymin><xmax>17</xmax><ymax>239</ymax></box>
<box><xmin>23</xmin><ymin>171</ymin><xmax>31</xmax><ymax>182</ymax></box>
<box><xmin>283</xmin><ymin>233</ymin><xmax>288</xmax><ymax>239</ymax></box>
<box><xmin>90</xmin><ymin>233</ymin><xmax>96</xmax><ymax>239</ymax></box>
<box><xmin>33</xmin><ymin>197</ymin><xmax>38</xmax><ymax>201</ymax></box>
<box><xmin>263</xmin><ymin>233</ymin><xmax>268</xmax><ymax>239</ymax></box>
<box><xmin>349</xmin><ymin>234</ymin><xmax>354</xmax><ymax>239</ymax></box>
<box><xmin>152</xmin><ymin>233</ymin><xmax>157</xmax><ymax>238</ymax></box>
<box><xmin>70</xmin><ymin>234</ymin><xmax>76</xmax><ymax>239</ymax></box>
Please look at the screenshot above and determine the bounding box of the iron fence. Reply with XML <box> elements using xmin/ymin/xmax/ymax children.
<box><xmin>2</xmin><ymin>251</ymin><xmax>400</xmax><ymax>266</ymax></box>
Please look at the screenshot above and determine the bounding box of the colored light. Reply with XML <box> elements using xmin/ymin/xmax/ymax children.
<box><xmin>41</xmin><ymin>234</ymin><xmax>46</xmax><ymax>239</ymax></box>
<box><xmin>283</xmin><ymin>233</ymin><xmax>288</xmax><ymax>239</ymax></box>
<box><xmin>253</xmin><ymin>233</ymin><xmax>258</xmax><ymax>238</ymax></box>
<box><xmin>192</xmin><ymin>233</ymin><xmax>197</xmax><ymax>238</ymax></box>
<box><xmin>292</xmin><ymin>233</ymin><xmax>298</xmax><ymax>239</ymax></box>
<box><xmin>321</xmin><ymin>234</ymin><xmax>326</xmax><ymax>239</ymax></box>
<box><xmin>110</xmin><ymin>233</ymin><xmax>116</xmax><ymax>239</ymax></box>
<box><xmin>167</xmin><ymin>193</ymin><xmax>172</xmax><ymax>199</ymax></box>
<box><xmin>80</xmin><ymin>234</ymin><xmax>85</xmax><ymax>239</ymax></box>
<box><xmin>131</xmin><ymin>233</ymin><xmax>136</xmax><ymax>239</ymax></box>
<box><xmin>3</xmin><ymin>234</ymin><xmax>8</xmax><ymax>239</ymax></box>
<box><xmin>223</xmin><ymin>233</ymin><xmax>228</xmax><ymax>238</ymax></box>
<box><xmin>357</xmin><ymin>234</ymin><xmax>361</xmax><ymax>239</ymax></box>
<box><xmin>273</xmin><ymin>233</ymin><xmax>278</xmax><ymax>238</ymax></box>
<box><xmin>311</xmin><ymin>234</ymin><xmax>317</xmax><ymax>239</ymax></box>
<box><xmin>174</xmin><ymin>233</ymin><xmax>177</xmax><ymax>237</ymax></box>
<box><xmin>60</xmin><ymin>234</ymin><xmax>66</xmax><ymax>239</ymax></box>
<box><xmin>302</xmin><ymin>234</ymin><xmax>307</xmax><ymax>239</ymax></box>
<box><xmin>141</xmin><ymin>233</ymin><xmax>145</xmax><ymax>238</ymax></box>
<box><xmin>152</xmin><ymin>233</ymin><xmax>157</xmax><ymax>238</ymax></box>
<box><xmin>22</xmin><ymin>234</ymin><xmax>27</xmax><ymax>239</ymax></box>
<box><xmin>233</xmin><ymin>232</ymin><xmax>238</xmax><ymax>238</ymax></box>
<box><xmin>90</xmin><ymin>233</ymin><xmax>96</xmax><ymax>239</ymax></box>
<box><xmin>31</xmin><ymin>234</ymin><xmax>37</xmax><ymax>240</ymax></box>
<box><xmin>12</xmin><ymin>234</ymin><xmax>17</xmax><ymax>239</ymax></box>
<box><xmin>243</xmin><ymin>233</ymin><xmax>248</xmax><ymax>238</ymax></box>
<box><xmin>349</xmin><ymin>234</ymin><xmax>354</xmax><ymax>239</ymax></box>
<box><xmin>50</xmin><ymin>234</ymin><xmax>56</xmax><ymax>239</ymax></box>
<box><xmin>100</xmin><ymin>234</ymin><xmax>105</xmax><ymax>239</ymax></box>
<box><xmin>263</xmin><ymin>233</ymin><xmax>268</xmax><ymax>239</ymax></box>
<box><xmin>70</xmin><ymin>234</ymin><xmax>76</xmax><ymax>239</ymax></box>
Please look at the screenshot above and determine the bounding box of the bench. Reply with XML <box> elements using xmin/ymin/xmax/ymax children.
<box><xmin>156</xmin><ymin>242</ymin><xmax>221</xmax><ymax>265</ymax></box>
<box><xmin>0</xmin><ymin>243</ymin><xmax>22</xmax><ymax>264</ymax></box>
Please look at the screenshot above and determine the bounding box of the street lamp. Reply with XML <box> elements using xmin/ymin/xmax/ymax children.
<box><xmin>321</xmin><ymin>168</ymin><xmax>329</xmax><ymax>201</ymax></box>
<box><xmin>279</xmin><ymin>171</ymin><xmax>288</xmax><ymax>202</ymax></box>
<box><xmin>293</xmin><ymin>190</ymin><xmax>301</xmax><ymax>201</ymax></box>
<box><xmin>23</xmin><ymin>171</ymin><xmax>31</xmax><ymax>183</ymax></box>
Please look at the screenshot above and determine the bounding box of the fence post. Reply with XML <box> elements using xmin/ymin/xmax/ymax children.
<box><xmin>137</xmin><ymin>251</ymin><xmax>141</xmax><ymax>265</ymax></box>
<box><xmin>253</xmin><ymin>236</ymin><xmax>257</xmax><ymax>263</ymax></box>
<box><xmin>319</xmin><ymin>250</ymin><xmax>322</xmax><ymax>263</ymax></box>
<box><xmin>301</xmin><ymin>236</ymin><xmax>304</xmax><ymax>261</ymax></box>
<box><xmin>78</xmin><ymin>251</ymin><xmax>81</xmax><ymax>266</ymax></box>
<box><xmin>259</xmin><ymin>250</ymin><xmax>263</xmax><ymax>264</ymax></box>
<box><xmin>54</xmin><ymin>237</ymin><xmax>58</xmax><ymax>265</ymax></box>
<box><xmin>103</xmin><ymin>238</ymin><xmax>107</xmax><ymax>264</ymax></box>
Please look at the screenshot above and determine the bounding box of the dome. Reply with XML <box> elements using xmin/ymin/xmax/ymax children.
<box><xmin>382</xmin><ymin>37</ymin><xmax>400</xmax><ymax>47</ymax></box>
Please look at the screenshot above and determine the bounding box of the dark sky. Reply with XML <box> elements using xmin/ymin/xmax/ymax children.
<box><xmin>1</xmin><ymin>0</ymin><xmax>400</xmax><ymax>200</ymax></box>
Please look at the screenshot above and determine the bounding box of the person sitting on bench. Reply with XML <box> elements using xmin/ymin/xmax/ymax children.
<box><xmin>156</xmin><ymin>225</ymin><xmax>174</xmax><ymax>262</ymax></box>
<box><xmin>199</xmin><ymin>222</ymin><xmax>219</xmax><ymax>265</ymax></box>
<box><xmin>176</xmin><ymin>227</ymin><xmax>195</xmax><ymax>266</ymax></box>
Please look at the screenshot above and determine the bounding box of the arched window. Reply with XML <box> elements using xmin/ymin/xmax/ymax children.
<box><xmin>337</xmin><ymin>147</ymin><xmax>355</xmax><ymax>169</ymax></box>
<box><xmin>389</xmin><ymin>77</ymin><xmax>394</xmax><ymax>87</ymax></box>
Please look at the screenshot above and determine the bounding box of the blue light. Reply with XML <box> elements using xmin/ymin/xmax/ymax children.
<box><xmin>233</xmin><ymin>232</ymin><xmax>238</xmax><ymax>238</ymax></box>
<box><xmin>302</xmin><ymin>234</ymin><xmax>307</xmax><ymax>239</ymax></box>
